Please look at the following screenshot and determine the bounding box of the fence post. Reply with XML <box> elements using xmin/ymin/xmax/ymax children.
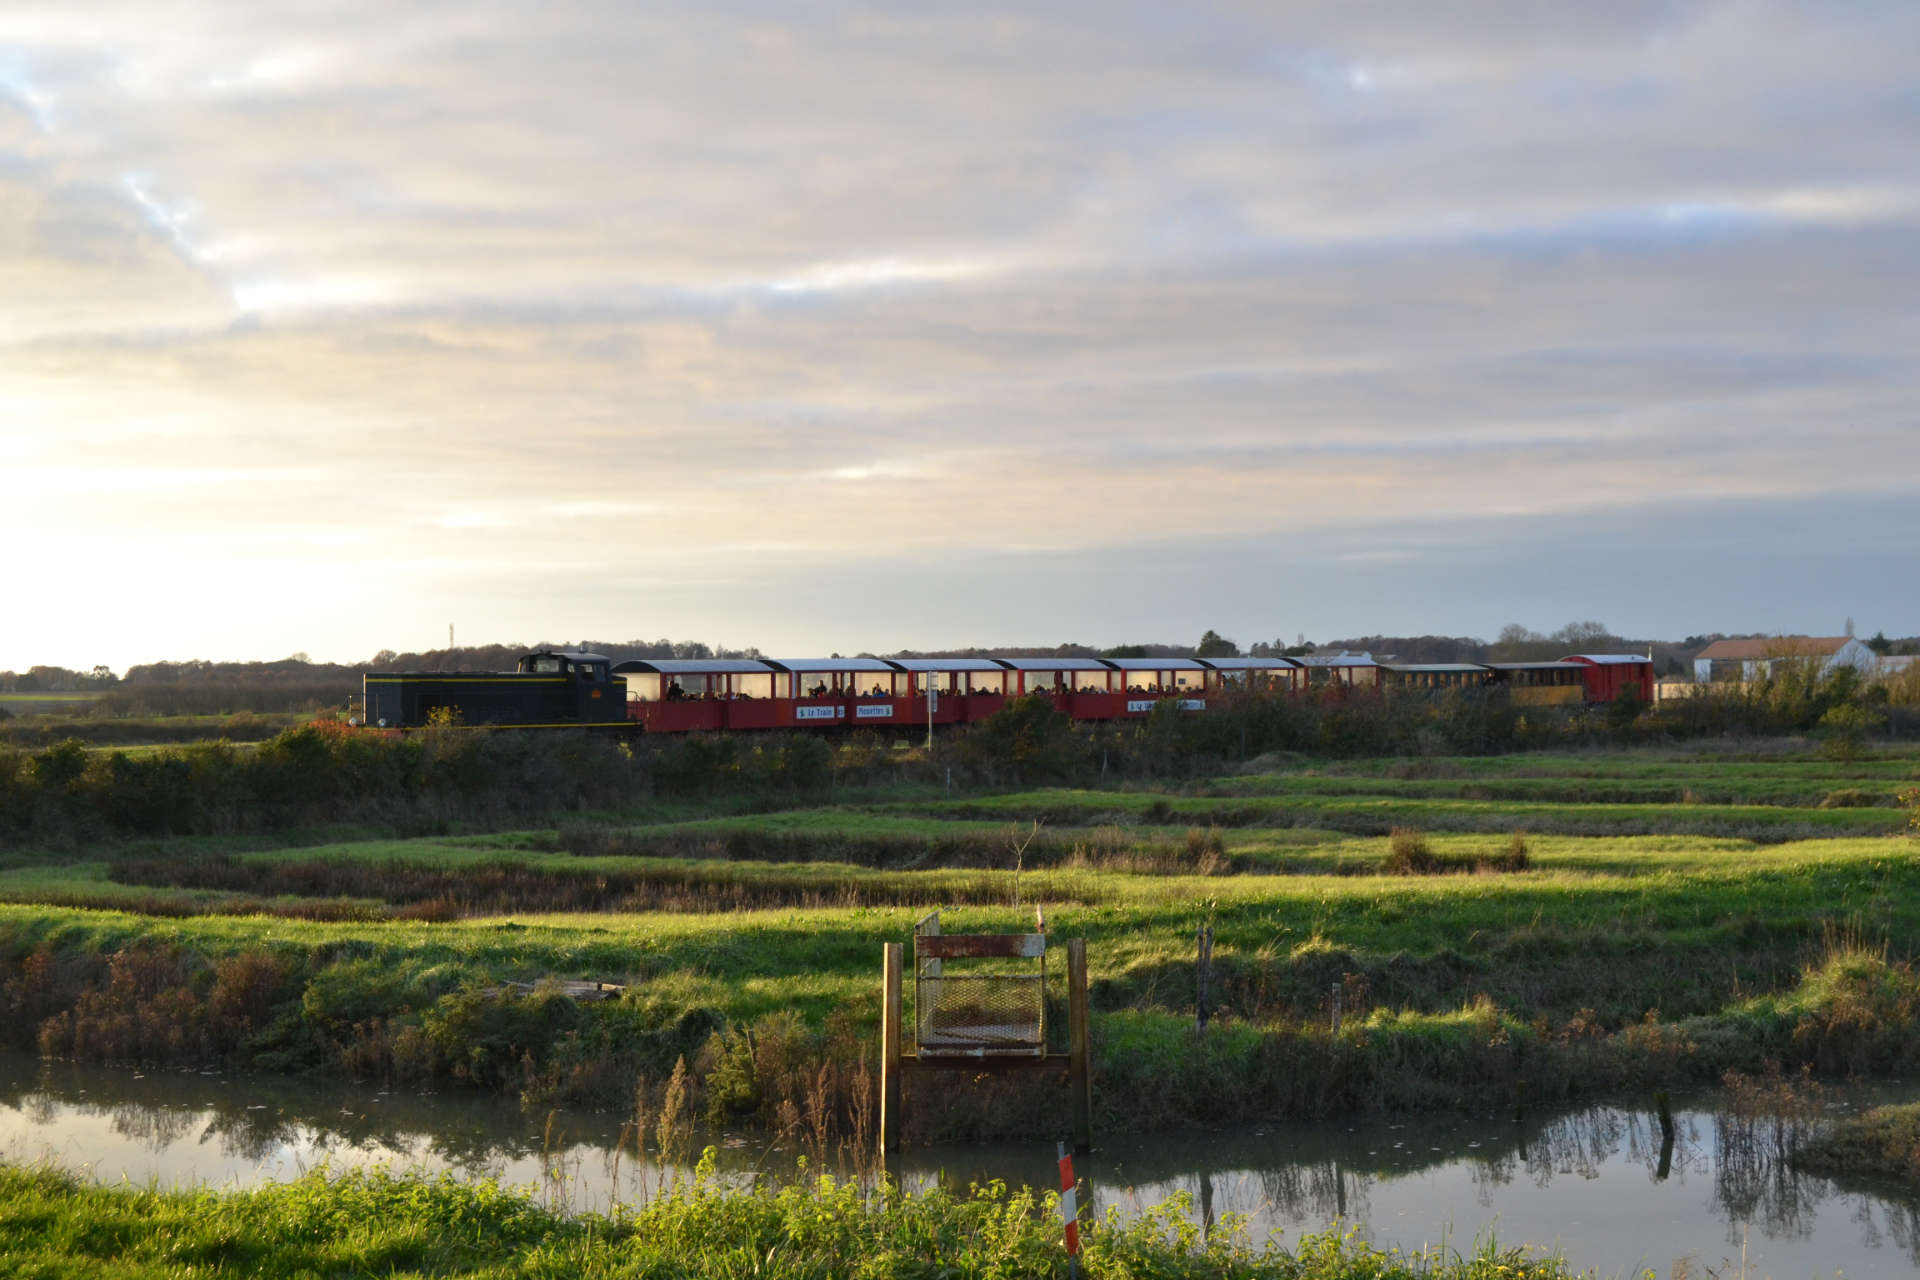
<box><xmin>1195</xmin><ymin>924</ymin><xmax>1213</xmax><ymax>1033</ymax></box>
<box><xmin>880</xmin><ymin>941</ymin><xmax>903</xmax><ymax>1154</ymax></box>
<box><xmin>1068</xmin><ymin>937</ymin><xmax>1092</xmax><ymax>1153</ymax></box>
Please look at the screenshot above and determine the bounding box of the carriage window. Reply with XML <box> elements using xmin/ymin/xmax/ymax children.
<box><xmin>531</xmin><ymin>657</ymin><xmax>562</xmax><ymax>673</ymax></box>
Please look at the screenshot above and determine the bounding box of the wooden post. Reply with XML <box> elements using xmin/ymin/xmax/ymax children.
<box><xmin>881</xmin><ymin>941</ymin><xmax>903</xmax><ymax>1154</ymax></box>
<box><xmin>1195</xmin><ymin>924</ymin><xmax>1213</xmax><ymax>1033</ymax></box>
<box><xmin>1067</xmin><ymin>937</ymin><xmax>1092</xmax><ymax>1153</ymax></box>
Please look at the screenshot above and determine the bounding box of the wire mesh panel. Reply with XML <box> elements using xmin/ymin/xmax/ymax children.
<box><xmin>914</xmin><ymin>933</ymin><xmax>1046</xmax><ymax>1058</ymax></box>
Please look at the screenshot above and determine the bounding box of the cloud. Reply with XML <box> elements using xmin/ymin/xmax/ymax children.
<box><xmin>2</xmin><ymin>1</ymin><xmax>1917</xmax><ymax>667</ymax></box>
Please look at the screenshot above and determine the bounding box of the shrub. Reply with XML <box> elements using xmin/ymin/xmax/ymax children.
<box><xmin>1383</xmin><ymin>827</ymin><xmax>1437</xmax><ymax>874</ymax></box>
<box><xmin>1817</xmin><ymin>703</ymin><xmax>1877</xmax><ymax>761</ymax></box>
<box><xmin>1491</xmin><ymin>830</ymin><xmax>1532</xmax><ymax>872</ymax></box>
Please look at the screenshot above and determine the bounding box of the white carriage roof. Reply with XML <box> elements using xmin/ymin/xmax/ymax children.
<box><xmin>1195</xmin><ymin>657</ymin><xmax>1299</xmax><ymax>670</ymax></box>
<box><xmin>1487</xmin><ymin>661</ymin><xmax>1586</xmax><ymax>670</ymax></box>
<box><xmin>1102</xmin><ymin>657</ymin><xmax>1208</xmax><ymax>671</ymax></box>
<box><xmin>884</xmin><ymin>658</ymin><xmax>1009</xmax><ymax>672</ymax></box>
<box><xmin>764</xmin><ymin>657</ymin><xmax>897</xmax><ymax>673</ymax></box>
<box><xmin>612</xmin><ymin>659</ymin><xmax>776</xmax><ymax>674</ymax></box>
<box><xmin>1291</xmin><ymin>652</ymin><xmax>1378</xmax><ymax>666</ymax></box>
<box><xmin>1382</xmin><ymin>663</ymin><xmax>1488</xmax><ymax>673</ymax></box>
<box><xmin>994</xmin><ymin>657</ymin><xmax>1113</xmax><ymax>671</ymax></box>
<box><xmin>1564</xmin><ymin>653</ymin><xmax>1650</xmax><ymax>665</ymax></box>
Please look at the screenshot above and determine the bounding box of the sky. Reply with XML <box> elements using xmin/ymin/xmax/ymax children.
<box><xmin>5</xmin><ymin>1</ymin><xmax>1917</xmax><ymax>671</ymax></box>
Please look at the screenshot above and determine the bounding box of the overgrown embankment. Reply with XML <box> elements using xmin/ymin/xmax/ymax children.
<box><xmin>3</xmin><ymin>877</ymin><xmax>1917</xmax><ymax>1144</ymax></box>
<box><xmin>5</xmin><ymin>746</ymin><xmax>1919</xmax><ymax>1143</ymax></box>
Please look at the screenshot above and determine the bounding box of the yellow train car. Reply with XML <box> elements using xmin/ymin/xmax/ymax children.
<box><xmin>1484</xmin><ymin>662</ymin><xmax>1588</xmax><ymax>706</ymax></box>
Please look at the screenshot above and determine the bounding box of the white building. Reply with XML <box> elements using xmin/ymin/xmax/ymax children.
<box><xmin>1691</xmin><ymin>636</ymin><xmax>1877</xmax><ymax>683</ymax></box>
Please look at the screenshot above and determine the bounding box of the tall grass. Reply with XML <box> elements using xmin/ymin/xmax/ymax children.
<box><xmin>0</xmin><ymin>1161</ymin><xmax>1577</xmax><ymax>1279</ymax></box>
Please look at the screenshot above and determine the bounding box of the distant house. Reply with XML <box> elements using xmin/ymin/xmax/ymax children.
<box><xmin>1691</xmin><ymin>636</ymin><xmax>1876</xmax><ymax>683</ymax></box>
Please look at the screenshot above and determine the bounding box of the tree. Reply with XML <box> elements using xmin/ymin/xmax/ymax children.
<box><xmin>1195</xmin><ymin>630</ymin><xmax>1240</xmax><ymax>659</ymax></box>
<box><xmin>1867</xmin><ymin>631</ymin><xmax>1893</xmax><ymax>655</ymax></box>
<box><xmin>1103</xmin><ymin>644</ymin><xmax>1149</xmax><ymax>659</ymax></box>
<box><xmin>1551</xmin><ymin>620</ymin><xmax>1613</xmax><ymax>648</ymax></box>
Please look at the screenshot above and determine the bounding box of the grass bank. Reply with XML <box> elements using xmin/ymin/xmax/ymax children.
<box><xmin>2</xmin><ymin>747</ymin><xmax>1917</xmax><ymax>1143</ymax></box>
<box><xmin>2</xmin><ymin>859</ymin><xmax>1916</xmax><ymax>1141</ymax></box>
<box><xmin>0</xmin><ymin>1161</ymin><xmax>1572</xmax><ymax>1280</ymax></box>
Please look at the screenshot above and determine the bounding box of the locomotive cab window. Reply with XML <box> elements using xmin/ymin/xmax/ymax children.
<box><xmin>529</xmin><ymin>657</ymin><xmax>564</xmax><ymax>674</ymax></box>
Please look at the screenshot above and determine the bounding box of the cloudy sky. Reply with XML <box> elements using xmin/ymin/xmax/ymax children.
<box><xmin>6</xmin><ymin>1</ymin><xmax>1917</xmax><ymax>670</ymax></box>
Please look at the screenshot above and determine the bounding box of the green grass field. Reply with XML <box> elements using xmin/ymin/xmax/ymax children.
<box><xmin>1</xmin><ymin>743</ymin><xmax>1916</xmax><ymax>1143</ymax></box>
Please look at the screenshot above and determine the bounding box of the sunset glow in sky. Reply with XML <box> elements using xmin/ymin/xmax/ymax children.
<box><xmin>6</xmin><ymin>2</ymin><xmax>1918</xmax><ymax>670</ymax></box>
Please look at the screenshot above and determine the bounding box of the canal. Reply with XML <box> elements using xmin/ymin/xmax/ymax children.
<box><xmin>2</xmin><ymin>1053</ymin><xmax>1914</xmax><ymax>1277</ymax></box>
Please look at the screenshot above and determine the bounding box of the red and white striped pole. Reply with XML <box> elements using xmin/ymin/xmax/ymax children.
<box><xmin>1057</xmin><ymin>1140</ymin><xmax>1081</xmax><ymax>1277</ymax></box>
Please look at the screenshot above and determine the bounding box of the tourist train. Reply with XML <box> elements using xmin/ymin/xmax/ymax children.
<box><xmin>362</xmin><ymin>648</ymin><xmax>1653</xmax><ymax>732</ymax></box>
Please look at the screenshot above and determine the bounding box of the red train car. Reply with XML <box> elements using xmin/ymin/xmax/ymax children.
<box><xmin>1562</xmin><ymin>654</ymin><xmax>1655</xmax><ymax>704</ymax></box>
<box><xmin>606</xmin><ymin>648</ymin><xmax>1653</xmax><ymax>738</ymax></box>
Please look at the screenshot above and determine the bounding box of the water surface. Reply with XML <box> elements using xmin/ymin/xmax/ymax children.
<box><xmin>2</xmin><ymin>1054</ymin><xmax>1915</xmax><ymax>1278</ymax></box>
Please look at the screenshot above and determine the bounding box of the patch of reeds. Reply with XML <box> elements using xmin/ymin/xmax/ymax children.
<box><xmin>105</xmin><ymin>852</ymin><xmax>1065</xmax><ymax>916</ymax></box>
<box><xmin>1380</xmin><ymin>827</ymin><xmax>1530</xmax><ymax>875</ymax></box>
<box><xmin>550</xmin><ymin>821</ymin><xmax>1249</xmax><ymax>877</ymax></box>
<box><xmin>1816</xmin><ymin>788</ymin><xmax>1889</xmax><ymax>809</ymax></box>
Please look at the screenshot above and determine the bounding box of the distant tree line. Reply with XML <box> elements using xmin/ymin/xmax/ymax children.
<box><xmin>0</xmin><ymin>665</ymin><xmax>120</xmax><ymax>693</ymax></box>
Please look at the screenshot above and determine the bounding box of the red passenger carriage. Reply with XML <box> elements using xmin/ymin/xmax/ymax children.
<box><xmin>1562</xmin><ymin>654</ymin><xmax>1655</xmax><ymax>704</ymax></box>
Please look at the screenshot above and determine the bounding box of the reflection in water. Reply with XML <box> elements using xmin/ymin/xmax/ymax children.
<box><xmin>2</xmin><ymin>1055</ymin><xmax>1917</xmax><ymax>1278</ymax></box>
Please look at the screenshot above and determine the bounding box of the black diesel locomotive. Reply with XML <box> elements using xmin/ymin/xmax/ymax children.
<box><xmin>362</xmin><ymin>650</ymin><xmax>627</xmax><ymax>729</ymax></box>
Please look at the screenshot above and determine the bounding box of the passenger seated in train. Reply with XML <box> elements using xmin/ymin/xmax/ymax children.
<box><xmin>665</xmin><ymin>680</ymin><xmax>687</xmax><ymax>701</ymax></box>
<box><xmin>808</xmin><ymin>681</ymin><xmax>829</xmax><ymax>697</ymax></box>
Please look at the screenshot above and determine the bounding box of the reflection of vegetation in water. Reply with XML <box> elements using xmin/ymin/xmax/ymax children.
<box><xmin>1246</xmin><ymin>1157</ymin><xmax>1372</xmax><ymax>1228</ymax></box>
<box><xmin>7</xmin><ymin>1054</ymin><xmax>1919</xmax><ymax>1267</ymax></box>
<box><xmin>107</xmin><ymin>1098</ymin><xmax>195</xmax><ymax>1152</ymax></box>
<box><xmin>1199</xmin><ymin>1100</ymin><xmax>1920</xmax><ymax>1268</ymax></box>
<box><xmin>5</xmin><ymin>1058</ymin><xmax>555</xmax><ymax>1172</ymax></box>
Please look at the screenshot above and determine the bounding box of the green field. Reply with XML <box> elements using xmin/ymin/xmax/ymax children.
<box><xmin>0</xmin><ymin>742</ymin><xmax>1916</xmax><ymax>1148</ymax></box>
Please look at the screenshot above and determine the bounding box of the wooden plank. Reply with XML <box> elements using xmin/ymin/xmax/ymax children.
<box><xmin>916</xmin><ymin>910</ymin><xmax>942</xmax><ymax>981</ymax></box>
<box><xmin>1068</xmin><ymin>937</ymin><xmax>1092</xmax><ymax>1154</ymax></box>
<box><xmin>881</xmin><ymin>942</ymin><xmax>903</xmax><ymax>1154</ymax></box>
<box><xmin>900</xmin><ymin>1052</ymin><xmax>1070</xmax><ymax>1074</ymax></box>
<box><xmin>916</xmin><ymin>933</ymin><xmax>1046</xmax><ymax>959</ymax></box>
